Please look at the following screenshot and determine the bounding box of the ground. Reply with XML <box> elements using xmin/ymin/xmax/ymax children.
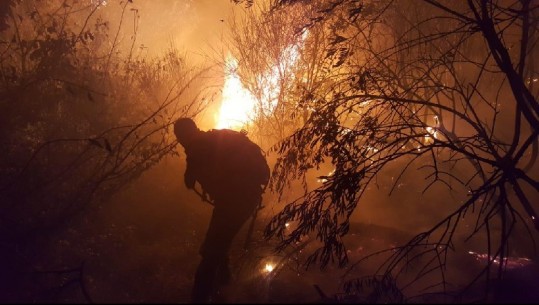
<box><xmin>2</xmin><ymin>158</ymin><xmax>539</xmax><ymax>303</ymax></box>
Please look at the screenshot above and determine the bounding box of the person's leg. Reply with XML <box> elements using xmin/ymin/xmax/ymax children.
<box><xmin>215</xmin><ymin>256</ymin><xmax>231</xmax><ymax>285</ymax></box>
<box><xmin>191</xmin><ymin>256</ymin><xmax>221</xmax><ymax>303</ymax></box>
<box><xmin>191</xmin><ymin>203</ymin><xmax>253</xmax><ymax>303</ymax></box>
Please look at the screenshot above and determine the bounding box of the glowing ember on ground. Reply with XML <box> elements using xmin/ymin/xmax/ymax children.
<box><xmin>264</xmin><ymin>263</ymin><xmax>275</xmax><ymax>273</ymax></box>
<box><xmin>468</xmin><ymin>251</ymin><xmax>533</xmax><ymax>269</ymax></box>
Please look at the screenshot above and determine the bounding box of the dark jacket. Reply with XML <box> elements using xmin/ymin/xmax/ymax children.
<box><xmin>184</xmin><ymin>129</ymin><xmax>270</xmax><ymax>203</ymax></box>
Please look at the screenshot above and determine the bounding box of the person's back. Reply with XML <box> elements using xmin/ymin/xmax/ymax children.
<box><xmin>185</xmin><ymin>128</ymin><xmax>270</xmax><ymax>203</ymax></box>
<box><xmin>173</xmin><ymin>118</ymin><xmax>270</xmax><ymax>303</ymax></box>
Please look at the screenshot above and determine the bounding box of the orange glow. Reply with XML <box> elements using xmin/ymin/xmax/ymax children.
<box><xmin>215</xmin><ymin>54</ymin><xmax>256</xmax><ymax>130</ymax></box>
<box><xmin>264</xmin><ymin>263</ymin><xmax>275</xmax><ymax>273</ymax></box>
<box><xmin>215</xmin><ymin>32</ymin><xmax>306</xmax><ymax>130</ymax></box>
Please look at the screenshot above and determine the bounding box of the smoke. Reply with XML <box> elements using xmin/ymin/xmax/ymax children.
<box><xmin>3</xmin><ymin>1</ymin><xmax>538</xmax><ymax>303</ymax></box>
<box><xmin>114</xmin><ymin>0</ymin><xmax>239</xmax><ymax>62</ymax></box>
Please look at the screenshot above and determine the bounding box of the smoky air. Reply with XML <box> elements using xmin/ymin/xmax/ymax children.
<box><xmin>1</xmin><ymin>0</ymin><xmax>538</xmax><ymax>303</ymax></box>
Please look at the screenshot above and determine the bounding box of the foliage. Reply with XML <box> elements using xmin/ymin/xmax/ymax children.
<box><xmin>230</xmin><ymin>0</ymin><xmax>539</xmax><ymax>301</ymax></box>
<box><xmin>225</xmin><ymin>1</ymin><xmax>308</xmax><ymax>145</ymax></box>
<box><xmin>0</xmin><ymin>0</ymin><xmax>211</xmax><ymax>245</ymax></box>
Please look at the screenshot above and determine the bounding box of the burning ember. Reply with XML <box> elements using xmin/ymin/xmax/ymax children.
<box><xmin>468</xmin><ymin>251</ymin><xmax>533</xmax><ymax>270</ymax></box>
<box><xmin>264</xmin><ymin>263</ymin><xmax>275</xmax><ymax>273</ymax></box>
<box><xmin>317</xmin><ymin>169</ymin><xmax>335</xmax><ymax>183</ymax></box>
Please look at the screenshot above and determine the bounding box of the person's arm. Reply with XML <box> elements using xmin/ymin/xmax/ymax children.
<box><xmin>184</xmin><ymin>155</ymin><xmax>196</xmax><ymax>189</ymax></box>
<box><xmin>185</xmin><ymin>155</ymin><xmax>214</xmax><ymax>205</ymax></box>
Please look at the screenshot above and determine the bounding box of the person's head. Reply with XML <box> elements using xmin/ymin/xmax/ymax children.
<box><xmin>174</xmin><ymin>118</ymin><xmax>200</xmax><ymax>147</ymax></box>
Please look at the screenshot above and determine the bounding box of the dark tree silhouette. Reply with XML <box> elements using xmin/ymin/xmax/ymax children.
<box><xmin>230</xmin><ymin>0</ymin><xmax>539</xmax><ymax>302</ymax></box>
<box><xmin>0</xmin><ymin>1</ymin><xmax>214</xmax><ymax>301</ymax></box>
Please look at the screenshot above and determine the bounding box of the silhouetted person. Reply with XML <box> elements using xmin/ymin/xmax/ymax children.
<box><xmin>174</xmin><ymin>118</ymin><xmax>270</xmax><ymax>303</ymax></box>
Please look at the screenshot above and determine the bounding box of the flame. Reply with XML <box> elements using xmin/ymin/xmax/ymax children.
<box><xmin>423</xmin><ymin>116</ymin><xmax>439</xmax><ymax>144</ymax></box>
<box><xmin>317</xmin><ymin>169</ymin><xmax>335</xmax><ymax>183</ymax></box>
<box><xmin>424</xmin><ymin>126</ymin><xmax>438</xmax><ymax>144</ymax></box>
<box><xmin>215</xmin><ymin>55</ymin><xmax>257</xmax><ymax>130</ymax></box>
<box><xmin>91</xmin><ymin>0</ymin><xmax>107</xmax><ymax>7</ymax></box>
<box><xmin>215</xmin><ymin>32</ymin><xmax>306</xmax><ymax>130</ymax></box>
<box><xmin>264</xmin><ymin>263</ymin><xmax>275</xmax><ymax>273</ymax></box>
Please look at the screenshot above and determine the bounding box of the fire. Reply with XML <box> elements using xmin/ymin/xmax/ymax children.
<box><xmin>215</xmin><ymin>32</ymin><xmax>306</xmax><ymax>130</ymax></box>
<box><xmin>423</xmin><ymin>116</ymin><xmax>439</xmax><ymax>144</ymax></box>
<box><xmin>468</xmin><ymin>251</ymin><xmax>533</xmax><ymax>269</ymax></box>
<box><xmin>264</xmin><ymin>263</ymin><xmax>275</xmax><ymax>273</ymax></box>
<box><xmin>424</xmin><ymin>126</ymin><xmax>438</xmax><ymax>144</ymax></box>
<box><xmin>215</xmin><ymin>54</ymin><xmax>257</xmax><ymax>130</ymax></box>
<box><xmin>317</xmin><ymin>169</ymin><xmax>335</xmax><ymax>183</ymax></box>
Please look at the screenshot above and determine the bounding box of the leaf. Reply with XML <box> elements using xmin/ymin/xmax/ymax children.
<box><xmin>88</xmin><ymin>138</ymin><xmax>103</xmax><ymax>149</ymax></box>
<box><xmin>104</xmin><ymin>138</ymin><xmax>112</xmax><ymax>153</ymax></box>
<box><xmin>325</xmin><ymin>48</ymin><xmax>337</xmax><ymax>59</ymax></box>
<box><xmin>349</xmin><ymin>5</ymin><xmax>363</xmax><ymax>22</ymax></box>
<box><xmin>332</xmin><ymin>35</ymin><xmax>347</xmax><ymax>45</ymax></box>
<box><xmin>310</xmin><ymin>16</ymin><xmax>323</xmax><ymax>23</ymax></box>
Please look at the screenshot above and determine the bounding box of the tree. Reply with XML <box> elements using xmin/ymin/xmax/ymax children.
<box><xmin>0</xmin><ymin>1</ymin><xmax>214</xmax><ymax>301</ymax></box>
<box><xmin>231</xmin><ymin>0</ymin><xmax>539</xmax><ymax>302</ymax></box>
<box><xmin>224</xmin><ymin>2</ymin><xmax>307</xmax><ymax>144</ymax></box>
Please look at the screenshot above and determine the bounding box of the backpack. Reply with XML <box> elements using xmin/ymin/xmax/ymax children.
<box><xmin>194</xmin><ymin>129</ymin><xmax>270</xmax><ymax>199</ymax></box>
